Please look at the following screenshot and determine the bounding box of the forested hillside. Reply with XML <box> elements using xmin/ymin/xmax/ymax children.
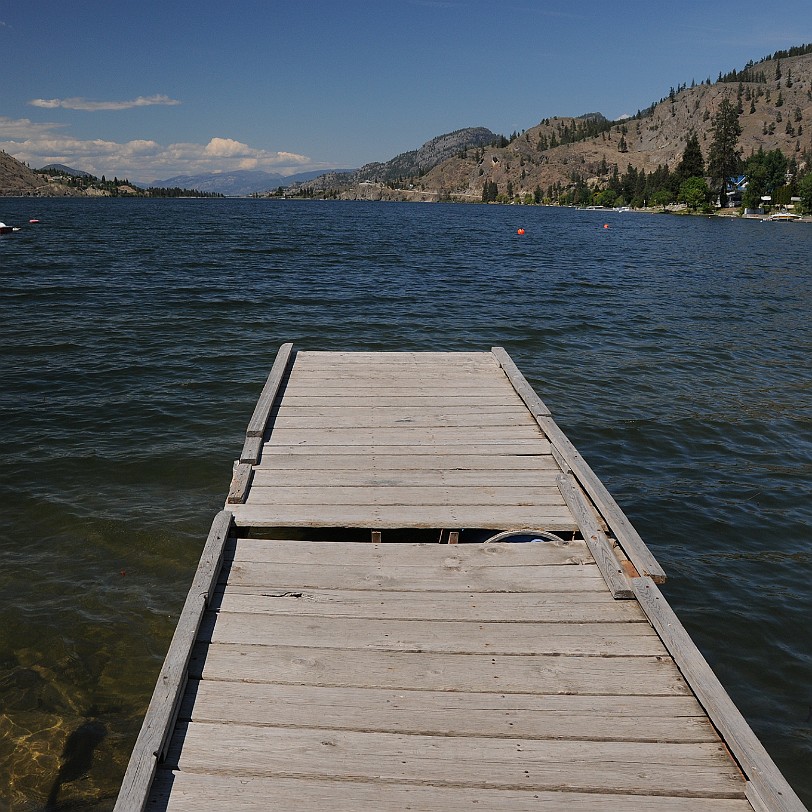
<box><xmin>298</xmin><ymin>45</ymin><xmax>812</xmax><ymax>207</ymax></box>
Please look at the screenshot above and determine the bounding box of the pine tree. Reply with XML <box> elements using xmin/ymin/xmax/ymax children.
<box><xmin>708</xmin><ymin>98</ymin><xmax>742</xmax><ymax>206</ymax></box>
<box><xmin>675</xmin><ymin>132</ymin><xmax>705</xmax><ymax>181</ymax></box>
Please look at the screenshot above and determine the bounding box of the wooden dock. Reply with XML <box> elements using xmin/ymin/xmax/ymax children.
<box><xmin>116</xmin><ymin>345</ymin><xmax>806</xmax><ymax>811</ymax></box>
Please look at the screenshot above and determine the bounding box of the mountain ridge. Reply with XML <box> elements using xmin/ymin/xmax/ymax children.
<box><xmin>297</xmin><ymin>48</ymin><xmax>812</xmax><ymax>203</ymax></box>
<box><xmin>3</xmin><ymin>45</ymin><xmax>811</xmax><ymax>200</ymax></box>
<box><xmin>298</xmin><ymin>127</ymin><xmax>497</xmax><ymax>196</ymax></box>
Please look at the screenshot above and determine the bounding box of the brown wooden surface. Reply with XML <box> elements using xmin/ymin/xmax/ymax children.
<box><xmin>229</xmin><ymin>349</ymin><xmax>571</xmax><ymax>531</ymax></box>
<box><xmin>144</xmin><ymin>539</ymin><xmax>752</xmax><ymax>810</ymax></box>
<box><xmin>121</xmin><ymin>348</ymin><xmax>802</xmax><ymax>811</ymax></box>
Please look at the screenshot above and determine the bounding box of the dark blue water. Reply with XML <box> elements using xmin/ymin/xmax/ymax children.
<box><xmin>1</xmin><ymin>198</ymin><xmax>810</xmax><ymax>809</ymax></box>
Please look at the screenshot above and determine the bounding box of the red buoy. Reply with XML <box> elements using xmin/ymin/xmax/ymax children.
<box><xmin>517</xmin><ymin>228</ymin><xmax>525</xmax><ymax>235</ymax></box>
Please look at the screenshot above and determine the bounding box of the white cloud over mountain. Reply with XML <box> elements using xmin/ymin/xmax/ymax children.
<box><xmin>0</xmin><ymin>117</ymin><xmax>317</xmax><ymax>180</ymax></box>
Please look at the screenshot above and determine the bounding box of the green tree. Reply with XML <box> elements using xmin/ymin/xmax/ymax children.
<box><xmin>796</xmin><ymin>173</ymin><xmax>812</xmax><ymax>213</ymax></box>
<box><xmin>650</xmin><ymin>189</ymin><xmax>673</xmax><ymax>208</ymax></box>
<box><xmin>595</xmin><ymin>188</ymin><xmax>617</xmax><ymax>207</ymax></box>
<box><xmin>742</xmin><ymin>148</ymin><xmax>789</xmax><ymax>208</ymax></box>
<box><xmin>675</xmin><ymin>133</ymin><xmax>705</xmax><ymax>184</ymax></box>
<box><xmin>679</xmin><ymin>176</ymin><xmax>711</xmax><ymax>211</ymax></box>
<box><xmin>481</xmin><ymin>180</ymin><xmax>498</xmax><ymax>203</ymax></box>
<box><xmin>707</xmin><ymin>98</ymin><xmax>742</xmax><ymax>206</ymax></box>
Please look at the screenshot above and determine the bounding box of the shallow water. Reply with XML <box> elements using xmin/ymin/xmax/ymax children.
<box><xmin>0</xmin><ymin>198</ymin><xmax>810</xmax><ymax>809</ymax></box>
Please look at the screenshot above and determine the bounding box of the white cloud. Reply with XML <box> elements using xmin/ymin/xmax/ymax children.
<box><xmin>28</xmin><ymin>94</ymin><xmax>181</xmax><ymax>111</ymax></box>
<box><xmin>0</xmin><ymin>116</ymin><xmax>321</xmax><ymax>180</ymax></box>
<box><xmin>0</xmin><ymin>117</ymin><xmax>66</xmax><ymax>139</ymax></box>
<box><xmin>204</xmin><ymin>137</ymin><xmax>253</xmax><ymax>157</ymax></box>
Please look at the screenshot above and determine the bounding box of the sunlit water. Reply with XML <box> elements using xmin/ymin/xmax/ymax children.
<box><xmin>0</xmin><ymin>198</ymin><xmax>810</xmax><ymax>809</ymax></box>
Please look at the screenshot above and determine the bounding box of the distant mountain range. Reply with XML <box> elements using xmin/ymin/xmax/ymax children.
<box><xmin>301</xmin><ymin>127</ymin><xmax>498</xmax><ymax>192</ymax></box>
<box><xmin>298</xmin><ymin>48</ymin><xmax>812</xmax><ymax>202</ymax></box>
<box><xmin>40</xmin><ymin>163</ymin><xmax>93</xmax><ymax>178</ymax></box>
<box><xmin>3</xmin><ymin>44</ymin><xmax>811</xmax><ymax>200</ymax></box>
<box><xmin>147</xmin><ymin>168</ymin><xmax>353</xmax><ymax>196</ymax></box>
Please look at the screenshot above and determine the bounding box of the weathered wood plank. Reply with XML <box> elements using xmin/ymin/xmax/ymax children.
<box><xmin>198</xmin><ymin>612</ymin><xmax>663</xmax><ymax>656</ymax></box>
<box><xmin>114</xmin><ymin>511</ymin><xmax>233</xmax><ymax>812</ymax></box>
<box><xmin>250</xmin><ymin>467</ymin><xmax>562</xmax><ymax>487</ymax></box>
<box><xmin>280</xmin><ymin>385</ymin><xmax>514</xmax><ymax>396</ymax></box>
<box><xmin>163</xmin><ymin>722</ymin><xmax>743</xmax><ymax>797</ymax></box>
<box><xmin>245</xmin><ymin>342</ymin><xmax>294</xmax><ymax>438</ymax></box>
<box><xmin>188</xmin><ymin>644</ymin><xmax>691</xmax><ymax>695</ymax></box>
<box><xmin>286</xmin><ymin>372</ymin><xmax>502</xmax><ymax>383</ymax></box>
<box><xmin>295</xmin><ymin>350</ymin><xmax>495</xmax><ymax>363</ymax></box>
<box><xmin>211</xmin><ymin>587</ymin><xmax>646</xmax><ymax>622</ymax></box>
<box><xmin>271</xmin><ymin>409</ymin><xmax>538</xmax><ymax>429</ymax></box>
<box><xmin>275</xmin><ymin>403</ymin><xmax>532</xmax><ymax>414</ymax></box>
<box><xmin>177</xmin><ymin>680</ymin><xmax>714</xmax><ymax>741</ymax></box>
<box><xmin>557</xmin><ymin>474</ymin><xmax>633</xmax><ymax>599</ymax></box>
<box><xmin>286</xmin><ymin>375</ymin><xmax>504</xmax><ymax>383</ymax></box>
<box><xmin>264</xmin><ymin>426</ymin><xmax>545</xmax><ymax>445</ymax></box>
<box><xmin>244</xmin><ymin>485</ymin><xmax>566</xmax><ymax>507</ymax></box>
<box><xmin>238</xmin><ymin>434</ymin><xmax>263</xmax><ymax>466</ymax></box>
<box><xmin>290</xmin><ymin>355</ymin><xmax>499</xmax><ymax>367</ymax></box>
<box><xmin>225</xmin><ymin>462</ymin><xmax>252</xmax><ymax>505</ymax></box>
<box><xmin>220</xmin><ymin>560</ymin><xmax>601</xmax><ymax>592</ymax></box>
<box><xmin>148</xmin><ymin>772</ymin><xmax>754</xmax><ymax>811</ymax></box>
<box><xmin>259</xmin><ymin>441</ymin><xmax>553</xmax><ymax>457</ymax></box>
<box><xmin>550</xmin><ymin>441</ymin><xmax>572</xmax><ymax>474</ymax></box>
<box><xmin>228</xmin><ymin>503</ymin><xmax>579</xmax><ymax>530</ymax></box>
<box><xmin>225</xmin><ymin>538</ymin><xmax>591</xmax><ymax>566</ymax></box>
<box><xmin>253</xmin><ymin>452</ymin><xmax>558</xmax><ymax>470</ymax></box>
<box><xmin>277</xmin><ymin>394</ymin><xmax>527</xmax><ymax>407</ymax></box>
<box><xmin>633</xmin><ymin>576</ymin><xmax>807</xmax><ymax>812</ymax></box>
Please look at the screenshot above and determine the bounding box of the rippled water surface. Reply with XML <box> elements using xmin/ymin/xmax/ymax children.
<box><xmin>1</xmin><ymin>198</ymin><xmax>810</xmax><ymax>809</ymax></box>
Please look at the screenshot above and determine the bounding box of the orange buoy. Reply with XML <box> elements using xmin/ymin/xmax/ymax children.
<box><xmin>517</xmin><ymin>228</ymin><xmax>525</xmax><ymax>235</ymax></box>
<box><xmin>603</xmin><ymin>224</ymin><xmax>609</xmax><ymax>229</ymax></box>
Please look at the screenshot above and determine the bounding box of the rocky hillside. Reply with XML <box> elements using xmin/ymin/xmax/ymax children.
<box><xmin>306</xmin><ymin>49</ymin><xmax>812</xmax><ymax>202</ymax></box>
<box><xmin>301</xmin><ymin>127</ymin><xmax>497</xmax><ymax>195</ymax></box>
<box><xmin>0</xmin><ymin>152</ymin><xmax>85</xmax><ymax>197</ymax></box>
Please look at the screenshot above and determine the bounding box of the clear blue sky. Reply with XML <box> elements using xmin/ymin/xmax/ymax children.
<box><xmin>1</xmin><ymin>0</ymin><xmax>809</xmax><ymax>182</ymax></box>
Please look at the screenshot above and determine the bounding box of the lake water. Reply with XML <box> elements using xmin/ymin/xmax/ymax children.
<box><xmin>0</xmin><ymin>198</ymin><xmax>810</xmax><ymax>810</ymax></box>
